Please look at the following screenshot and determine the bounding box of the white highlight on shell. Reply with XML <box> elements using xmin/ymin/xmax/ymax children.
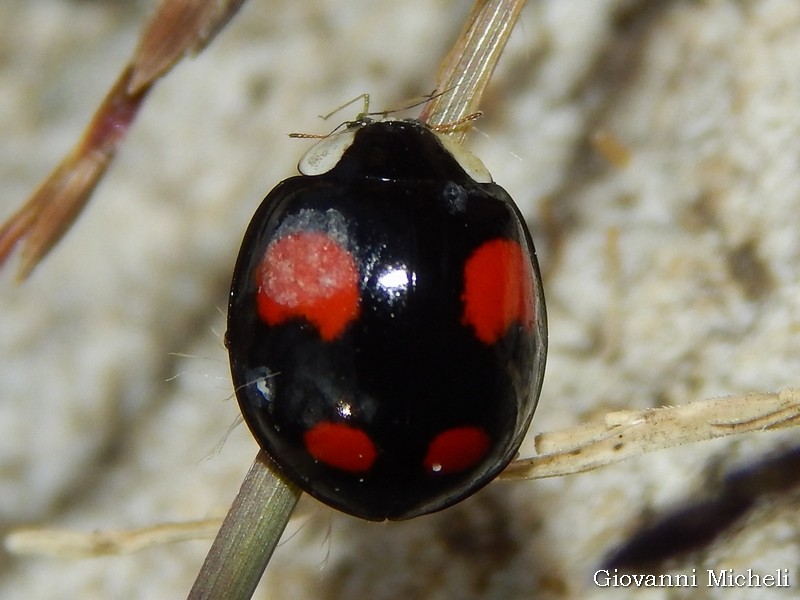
<box><xmin>377</xmin><ymin>266</ymin><xmax>410</xmax><ymax>292</ymax></box>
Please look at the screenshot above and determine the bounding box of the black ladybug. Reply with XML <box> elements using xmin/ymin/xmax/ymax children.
<box><xmin>226</xmin><ymin>119</ymin><xmax>546</xmax><ymax>520</ymax></box>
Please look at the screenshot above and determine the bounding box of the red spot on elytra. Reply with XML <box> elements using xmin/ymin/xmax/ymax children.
<box><xmin>424</xmin><ymin>427</ymin><xmax>490</xmax><ymax>475</ymax></box>
<box><xmin>256</xmin><ymin>231</ymin><xmax>360</xmax><ymax>341</ymax></box>
<box><xmin>461</xmin><ymin>239</ymin><xmax>535</xmax><ymax>345</ymax></box>
<box><xmin>304</xmin><ymin>422</ymin><xmax>377</xmax><ymax>472</ymax></box>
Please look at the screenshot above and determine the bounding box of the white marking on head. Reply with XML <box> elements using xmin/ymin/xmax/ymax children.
<box><xmin>436</xmin><ymin>133</ymin><xmax>493</xmax><ymax>183</ymax></box>
<box><xmin>297</xmin><ymin>128</ymin><xmax>358</xmax><ymax>175</ymax></box>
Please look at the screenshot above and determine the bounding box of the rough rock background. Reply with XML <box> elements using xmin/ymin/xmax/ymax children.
<box><xmin>1</xmin><ymin>0</ymin><xmax>799</xmax><ymax>598</ymax></box>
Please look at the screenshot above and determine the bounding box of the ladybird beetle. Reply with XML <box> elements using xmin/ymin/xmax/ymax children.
<box><xmin>226</xmin><ymin>118</ymin><xmax>547</xmax><ymax>520</ymax></box>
